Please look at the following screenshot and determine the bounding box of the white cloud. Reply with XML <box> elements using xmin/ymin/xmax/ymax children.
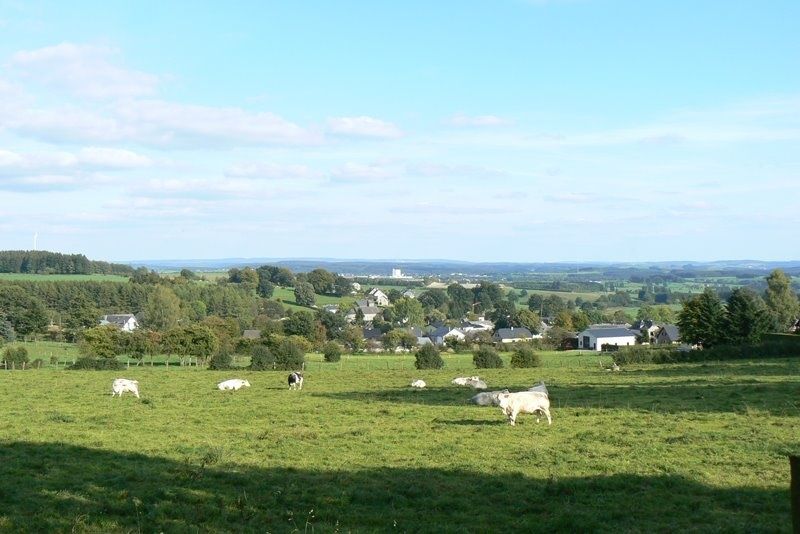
<box><xmin>10</xmin><ymin>42</ymin><xmax>159</xmax><ymax>99</ymax></box>
<box><xmin>331</xmin><ymin>162</ymin><xmax>395</xmax><ymax>181</ymax></box>
<box><xmin>447</xmin><ymin>113</ymin><xmax>511</xmax><ymax>127</ymax></box>
<box><xmin>0</xmin><ymin>147</ymin><xmax>151</xmax><ymax>174</ymax></box>
<box><xmin>225</xmin><ymin>162</ymin><xmax>319</xmax><ymax>180</ymax></box>
<box><xmin>326</xmin><ymin>116</ymin><xmax>403</xmax><ymax>139</ymax></box>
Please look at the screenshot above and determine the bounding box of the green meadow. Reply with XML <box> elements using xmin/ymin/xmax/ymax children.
<box><xmin>1</xmin><ymin>352</ymin><xmax>798</xmax><ymax>532</ymax></box>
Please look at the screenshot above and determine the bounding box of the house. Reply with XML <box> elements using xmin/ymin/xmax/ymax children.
<box><xmin>402</xmin><ymin>289</ymin><xmax>417</xmax><ymax>299</ymax></box>
<box><xmin>322</xmin><ymin>304</ymin><xmax>340</xmax><ymax>314</ymax></box>
<box><xmin>654</xmin><ymin>324</ymin><xmax>681</xmax><ymax>345</ymax></box>
<box><xmin>493</xmin><ymin>327</ymin><xmax>535</xmax><ymax>343</ymax></box>
<box><xmin>630</xmin><ymin>319</ymin><xmax>661</xmax><ymax>340</ymax></box>
<box><xmin>242</xmin><ymin>329</ymin><xmax>261</xmax><ymax>340</ymax></box>
<box><xmin>99</xmin><ymin>314</ymin><xmax>139</xmax><ymax>332</ymax></box>
<box><xmin>427</xmin><ymin>326</ymin><xmax>466</xmax><ymax>345</ymax></box>
<box><xmin>345</xmin><ymin>304</ymin><xmax>382</xmax><ymax>322</ymax></box>
<box><xmin>577</xmin><ymin>326</ymin><xmax>638</xmax><ymax>351</ymax></box>
<box><xmin>460</xmin><ymin>318</ymin><xmax>495</xmax><ymax>333</ymax></box>
<box><xmin>367</xmin><ymin>288</ymin><xmax>390</xmax><ymax>307</ymax></box>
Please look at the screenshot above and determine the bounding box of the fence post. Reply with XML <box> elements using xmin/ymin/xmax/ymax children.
<box><xmin>791</xmin><ymin>456</ymin><xmax>800</xmax><ymax>534</ymax></box>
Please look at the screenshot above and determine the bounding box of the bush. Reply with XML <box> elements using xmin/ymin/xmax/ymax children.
<box><xmin>415</xmin><ymin>344</ymin><xmax>444</xmax><ymax>370</ymax></box>
<box><xmin>68</xmin><ymin>357</ymin><xmax>124</xmax><ymax>370</ymax></box>
<box><xmin>208</xmin><ymin>349</ymin><xmax>233</xmax><ymax>370</ymax></box>
<box><xmin>2</xmin><ymin>346</ymin><xmax>29</xmax><ymax>368</ymax></box>
<box><xmin>510</xmin><ymin>345</ymin><xmax>541</xmax><ymax>368</ymax></box>
<box><xmin>323</xmin><ymin>341</ymin><xmax>343</xmax><ymax>363</ymax></box>
<box><xmin>473</xmin><ymin>346</ymin><xmax>504</xmax><ymax>369</ymax></box>
<box><xmin>614</xmin><ymin>345</ymin><xmax>682</xmax><ymax>365</ymax></box>
<box><xmin>274</xmin><ymin>339</ymin><xmax>305</xmax><ymax>371</ymax></box>
<box><xmin>249</xmin><ymin>344</ymin><xmax>276</xmax><ymax>370</ymax></box>
<box><xmin>31</xmin><ymin>358</ymin><xmax>44</xmax><ymax>369</ymax></box>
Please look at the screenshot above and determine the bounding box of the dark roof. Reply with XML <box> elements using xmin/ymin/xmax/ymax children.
<box><xmin>362</xmin><ymin>327</ymin><xmax>383</xmax><ymax>340</ymax></box>
<box><xmin>493</xmin><ymin>327</ymin><xmax>533</xmax><ymax>340</ymax></box>
<box><xmin>429</xmin><ymin>326</ymin><xmax>452</xmax><ymax>338</ymax></box>
<box><xmin>101</xmin><ymin>314</ymin><xmax>136</xmax><ymax>326</ymax></box>
<box><xmin>630</xmin><ymin>319</ymin><xmax>656</xmax><ymax>330</ymax></box>
<box><xmin>658</xmin><ymin>324</ymin><xmax>680</xmax><ymax>341</ymax></box>
<box><xmin>581</xmin><ymin>327</ymin><xmax>638</xmax><ymax>338</ymax></box>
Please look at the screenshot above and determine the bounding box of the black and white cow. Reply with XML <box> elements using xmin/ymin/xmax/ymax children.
<box><xmin>288</xmin><ymin>372</ymin><xmax>304</xmax><ymax>390</ymax></box>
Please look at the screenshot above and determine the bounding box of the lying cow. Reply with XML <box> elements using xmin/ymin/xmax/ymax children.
<box><xmin>410</xmin><ymin>379</ymin><xmax>426</xmax><ymax>388</ymax></box>
<box><xmin>497</xmin><ymin>391</ymin><xmax>552</xmax><ymax>426</ymax></box>
<box><xmin>111</xmin><ymin>378</ymin><xmax>140</xmax><ymax>398</ymax></box>
<box><xmin>288</xmin><ymin>372</ymin><xmax>304</xmax><ymax>390</ymax></box>
<box><xmin>452</xmin><ymin>376</ymin><xmax>487</xmax><ymax>389</ymax></box>
<box><xmin>469</xmin><ymin>389</ymin><xmax>509</xmax><ymax>406</ymax></box>
<box><xmin>217</xmin><ymin>378</ymin><xmax>251</xmax><ymax>391</ymax></box>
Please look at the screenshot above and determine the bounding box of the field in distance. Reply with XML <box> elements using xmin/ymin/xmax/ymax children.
<box><xmin>1</xmin><ymin>352</ymin><xmax>797</xmax><ymax>532</ymax></box>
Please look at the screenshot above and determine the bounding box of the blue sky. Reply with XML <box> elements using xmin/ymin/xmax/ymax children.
<box><xmin>0</xmin><ymin>0</ymin><xmax>798</xmax><ymax>262</ymax></box>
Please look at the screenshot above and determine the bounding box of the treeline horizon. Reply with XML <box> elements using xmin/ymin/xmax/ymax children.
<box><xmin>0</xmin><ymin>250</ymin><xmax>134</xmax><ymax>276</ymax></box>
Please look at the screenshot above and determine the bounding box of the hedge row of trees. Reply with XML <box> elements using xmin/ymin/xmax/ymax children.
<box><xmin>0</xmin><ymin>250</ymin><xmax>133</xmax><ymax>275</ymax></box>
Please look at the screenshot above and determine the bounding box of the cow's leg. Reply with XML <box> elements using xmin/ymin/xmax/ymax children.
<box><xmin>542</xmin><ymin>407</ymin><xmax>552</xmax><ymax>425</ymax></box>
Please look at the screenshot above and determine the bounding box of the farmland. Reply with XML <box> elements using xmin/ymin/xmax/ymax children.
<box><xmin>1</xmin><ymin>352</ymin><xmax>797</xmax><ymax>532</ymax></box>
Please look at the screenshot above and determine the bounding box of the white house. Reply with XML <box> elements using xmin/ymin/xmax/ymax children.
<box><xmin>99</xmin><ymin>314</ymin><xmax>139</xmax><ymax>332</ymax></box>
<box><xmin>427</xmin><ymin>326</ymin><xmax>465</xmax><ymax>345</ymax></box>
<box><xmin>367</xmin><ymin>288</ymin><xmax>390</xmax><ymax>306</ymax></box>
<box><xmin>577</xmin><ymin>326</ymin><xmax>638</xmax><ymax>351</ymax></box>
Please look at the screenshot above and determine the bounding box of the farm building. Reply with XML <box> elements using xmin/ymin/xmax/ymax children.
<box><xmin>577</xmin><ymin>326</ymin><xmax>638</xmax><ymax>351</ymax></box>
<box><xmin>493</xmin><ymin>327</ymin><xmax>536</xmax><ymax>343</ymax></box>
<box><xmin>99</xmin><ymin>314</ymin><xmax>139</xmax><ymax>332</ymax></box>
<box><xmin>367</xmin><ymin>288</ymin><xmax>390</xmax><ymax>306</ymax></box>
<box><xmin>654</xmin><ymin>324</ymin><xmax>681</xmax><ymax>344</ymax></box>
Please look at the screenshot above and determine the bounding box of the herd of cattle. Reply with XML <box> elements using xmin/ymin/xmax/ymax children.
<box><xmin>111</xmin><ymin>371</ymin><xmax>550</xmax><ymax>427</ymax></box>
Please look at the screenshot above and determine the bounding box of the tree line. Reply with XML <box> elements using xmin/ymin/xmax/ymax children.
<box><xmin>0</xmin><ymin>250</ymin><xmax>134</xmax><ymax>275</ymax></box>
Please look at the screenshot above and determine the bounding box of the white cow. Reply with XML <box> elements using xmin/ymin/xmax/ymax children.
<box><xmin>469</xmin><ymin>389</ymin><xmax>509</xmax><ymax>406</ymax></box>
<box><xmin>111</xmin><ymin>378</ymin><xmax>140</xmax><ymax>398</ymax></box>
<box><xmin>410</xmin><ymin>379</ymin><xmax>426</xmax><ymax>388</ymax></box>
<box><xmin>217</xmin><ymin>378</ymin><xmax>251</xmax><ymax>391</ymax></box>
<box><xmin>528</xmin><ymin>381</ymin><xmax>549</xmax><ymax>397</ymax></box>
<box><xmin>452</xmin><ymin>376</ymin><xmax>487</xmax><ymax>389</ymax></box>
<box><xmin>497</xmin><ymin>391</ymin><xmax>552</xmax><ymax>426</ymax></box>
<box><xmin>288</xmin><ymin>372</ymin><xmax>304</xmax><ymax>390</ymax></box>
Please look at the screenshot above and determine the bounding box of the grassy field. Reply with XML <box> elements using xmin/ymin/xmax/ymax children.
<box><xmin>0</xmin><ymin>273</ymin><xmax>130</xmax><ymax>282</ymax></box>
<box><xmin>1</xmin><ymin>352</ymin><xmax>798</xmax><ymax>532</ymax></box>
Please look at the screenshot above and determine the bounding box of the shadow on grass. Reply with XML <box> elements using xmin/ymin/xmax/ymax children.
<box><xmin>0</xmin><ymin>442</ymin><xmax>787</xmax><ymax>532</ymax></box>
<box><xmin>628</xmin><ymin>359</ymin><xmax>800</xmax><ymax>378</ymax></box>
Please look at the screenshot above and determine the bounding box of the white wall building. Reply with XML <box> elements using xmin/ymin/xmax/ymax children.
<box><xmin>577</xmin><ymin>326</ymin><xmax>638</xmax><ymax>351</ymax></box>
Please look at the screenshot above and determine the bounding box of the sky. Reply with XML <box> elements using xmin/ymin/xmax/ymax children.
<box><xmin>0</xmin><ymin>0</ymin><xmax>798</xmax><ymax>263</ymax></box>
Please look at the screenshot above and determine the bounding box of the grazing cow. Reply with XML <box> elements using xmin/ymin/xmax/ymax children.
<box><xmin>217</xmin><ymin>378</ymin><xmax>251</xmax><ymax>391</ymax></box>
<box><xmin>452</xmin><ymin>376</ymin><xmax>480</xmax><ymax>386</ymax></box>
<box><xmin>288</xmin><ymin>372</ymin><xmax>304</xmax><ymax>390</ymax></box>
<box><xmin>410</xmin><ymin>379</ymin><xmax>426</xmax><ymax>388</ymax></box>
<box><xmin>497</xmin><ymin>391</ymin><xmax>552</xmax><ymax>426</ymax></box>
<box><xmin>111</xmin><ymin>378</ymin><xmax>140</xmax><ymax>398</ymax></box>
<box><xmin>469</xmin><ymin>389</ymin><xmax>509</xmax><ymax>406</ymax></box>
<box><xmin>528</xmin><ymin>381</ymin><xmax>549</xmax><ymax>397</ymax></box>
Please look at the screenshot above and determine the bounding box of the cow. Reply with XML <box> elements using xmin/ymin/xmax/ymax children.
<box><xmin>410</xmin><ymin>379</ymin><xmax>426</xmax><ymax>388</ymax></box>
<box><xmin>452</xmin><ymin>376</ymin><xmax>487</xmax><ymax>389</ymax></box>
<box><xmin>217</xmin><ymin>378</ymin><xmax>251</xmax><ymax>391</ymax></box>
<box><xmin>288</xmin><ymin>372</ymin><xmax>304</xmax><ymax>390</ymax></box>
<box><xmin>469</xmin><ymin>389</ymin><xmax>509</xmax><ymax>406</ymax></box>
<box><xmin>497</xmin><ymin>391</ymin><xmax>552</xmax><ymax>426</ymax></box>
<box><xmin>111</xmin><ymin>378</ymin><xmax>140</xmax><ymax>398</ymax></box>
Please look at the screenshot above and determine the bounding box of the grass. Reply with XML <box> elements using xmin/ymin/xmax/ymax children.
<box><xmin>271</xmin><ymin>286</ymin><xmax>355</xmax><ymax>313</ymax></box>
<box><xmin>0</xmin><ymin>273</ymin><xmax>130</xmax><ymax>282</ymax></box>
<box><xmin>1</xmin><ymin>353</ymin><xmax>798</xmax><ymax>532</ymax></box>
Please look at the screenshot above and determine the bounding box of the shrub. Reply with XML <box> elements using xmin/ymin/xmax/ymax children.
<box><xmin>208</xmin><ymin>349</ymin><xmax>233</xmax><ymax>370</ymax></box>
<box><xmin>2</xmin><ymin>346</ymin><xmax>29</xmax><ymax>368</ymax></box>
<box><xmin>68</xmin><ymin>357</ymin><xmax>124</xmax><ymax>370</ymax></box>
<box><xmin>510</xmin><ymin>345</ymin><xmax>541</xmax><ymax>368</ymax></box>
<box><xmin>614</xmin><ymin>345</ymin><xmax>682</xmax><ymax>365</ymax></box>
<box><xmin>473</xmin><ymin>346</ymin><xmax>503</xmax><ymax>369</ymax></box>
<box><xmin>31</xmin><ymin>358</ymin><xmax>44</xmax><ymax>369</ymax></box>
<box><xmin>415</xmin><ymin>344</ymin><xmax>444</xmax><ymax>370</ymax></box>
<box><xmin>274</xmin><ymin>339</ymin><xmax>305</xmax><ymax>371</ymax></box>
<box><xmin>249</xmin><ymin>344</ymin><xmax>276</xmax><ymax>371</ymax></box>
<box><xmin>323</xmin><ymin>341</ymin><xmax>343</xmax><ymax>363</ymax></box>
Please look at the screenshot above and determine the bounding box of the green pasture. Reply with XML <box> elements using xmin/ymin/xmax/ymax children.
<box><xmin>271</xmin><ymin>286</ymin><xmax>355</xmax><ymax>313</ymax></box>
<box><xmin>1</xmin><ymin>352</ymin><xmax>798</xmax><ymax>532</ymax></box>
<box><xmin>0</xmin><ymin>273</ymin><xmax>130</xmax><ymax>282</ymax></box>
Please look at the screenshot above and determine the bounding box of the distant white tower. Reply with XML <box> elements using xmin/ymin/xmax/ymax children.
<box><xmin>391</xmin><ymin>268</ymin><xmax>402</xmax><ymax>278</ymax></box>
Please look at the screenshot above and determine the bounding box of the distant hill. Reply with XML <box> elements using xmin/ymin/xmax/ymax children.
<box><xmin>0</xmin><ymin>250</ymin><xmax>134</xmax><ymax>276</ymax></box>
